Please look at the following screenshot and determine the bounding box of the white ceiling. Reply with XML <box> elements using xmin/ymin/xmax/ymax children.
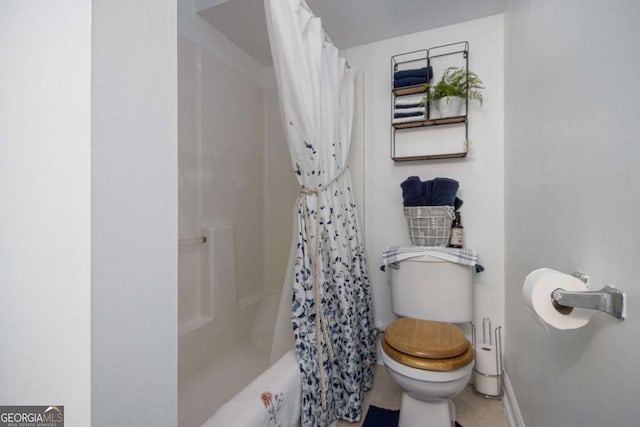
<box><xmin>198</xmin><ymin>0</ymin><xmax>507</xmax><ymax>66</ymax></box>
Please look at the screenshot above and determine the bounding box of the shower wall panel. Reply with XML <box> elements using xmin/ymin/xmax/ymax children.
<box><xmin>200</xmin><ymin>46</ymin><xmax>265</xmax><ymax>305</ymax></box>
<box><xmin>263</xmin><ymin>76</ymin><xmax>298</xmax><ymax>295</ymax></box>
<box><xmin>178</xmin><ymin>32</ymin><xmax>265</xmax><ymax>378</ymax></box>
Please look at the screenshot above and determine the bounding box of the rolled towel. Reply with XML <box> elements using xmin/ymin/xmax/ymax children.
<box><xmin>392</xmin><ymin>115</ymin><xmax>425</xmax><ymax>124</ymax></box>
<box><xmin>393</xmin><ymin>66</ymin><xmax>433</xmax><ymax>81</ymax></box>
<box><xmin>394</xmin><ymin>110</ymin><xmax>425</xmax><ymax>118</ymax></box>
<box><xmin>401</xmin><ymin>176</ymin><xmax>427</xmax><ymax>206</ymax></box>
<box><xmin>430</xmin><ymin>177</ymin><xmax>460</xmax><ymax>206</ymax></box>
<box><xmin>393</xmin><ymin>76</ymin><xmax>428</xmax><ymax>88</ymax></box>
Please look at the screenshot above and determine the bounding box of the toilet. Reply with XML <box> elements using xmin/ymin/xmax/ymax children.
<box><xmin>380</xmin><ymin>254</ymin><xmax>475</xmax><ymax>427</ymax></box>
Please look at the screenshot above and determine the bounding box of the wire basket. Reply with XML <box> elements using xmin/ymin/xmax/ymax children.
<box><xmin>404</xmin><ymin>206</ymin><xmax>455</xmax><ymax>247</ymax></box>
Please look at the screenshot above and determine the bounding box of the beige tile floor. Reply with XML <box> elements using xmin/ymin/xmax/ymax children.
<box><xmin>337</xmin><ymin>364</ymin><xmax>508</xmax><ymax>427</ymax></box>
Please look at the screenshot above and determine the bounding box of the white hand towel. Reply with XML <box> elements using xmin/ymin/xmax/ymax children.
<box><xmin>381</xmin><ymin>246</ymin><xmax>478</xmax><ymax>271</ymax></box>
<box><xmin>395</xmin><ymin>95</ymin><xmax>425</xmax><ymax>106</ymax></box>
<box><xmin>392</xmin><ymin>115</ymin><xmax>425</xmax><ymax>124</ymax></box>
<box><xmin>394</xmin><ymin>107</ymin><xmax>425</xmax><ymax>115</ymax></box>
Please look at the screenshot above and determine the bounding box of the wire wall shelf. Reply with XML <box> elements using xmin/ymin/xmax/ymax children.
<box><xmin>390</xmin><ymin>41</ymin><xmax>470</xmax><ymax>162</ymax></box>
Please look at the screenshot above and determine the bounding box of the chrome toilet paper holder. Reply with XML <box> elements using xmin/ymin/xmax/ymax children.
<box><xmin>471</xmin><ymin>319</ymin><xmax>503</xmax><ymax>400</ymax></box>
<box><xmin>550</xmin><ymin>272</ymin><xmax>626</xmax><ymax>320</ymax></box>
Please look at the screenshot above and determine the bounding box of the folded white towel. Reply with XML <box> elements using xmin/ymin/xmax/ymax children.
<box><xmin>380</xmin><ymin>246</ymin><xmax>478</xmax><ymax>271</ymax></box>
<box><xmin>202</xmin><ymin>350</ymin><xmax>301</xmax><ymax>427</ymax></box>
<box><xmin>394</xmin><ymin>107</ymin><xmax>425</xmax><ymax>115</ymax></box>
<box><xmin>395</xmin><ymin>95</ymin><xmax>424</xmax><ymax>106</ymax></box>
<box><xmin>392</xmin><ymin>115</ymin><xmax>425</xmax><ymax>124</ymax></box>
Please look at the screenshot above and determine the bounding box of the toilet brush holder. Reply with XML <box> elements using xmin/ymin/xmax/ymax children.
<box><xmin>471</xmin><ymin>319</ymin><xmax>503</xmax><ymax>399</ymax></box>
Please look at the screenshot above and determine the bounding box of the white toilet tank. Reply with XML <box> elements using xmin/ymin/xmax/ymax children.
<box><xmin>390</xmin><ymin>255</ymin><xmax>473</xmax><ymax>323</ymax></box>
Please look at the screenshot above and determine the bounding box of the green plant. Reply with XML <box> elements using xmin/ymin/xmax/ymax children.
<box><xmin>424</xmin><ymin>67</ymin><xmax>485</xmax><ymax>105</ymax></box>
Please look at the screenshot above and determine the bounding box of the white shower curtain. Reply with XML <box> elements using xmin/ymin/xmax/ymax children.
<box><xmin>265</xmin><ymin>0</ymin><xmax>376</xmax><ymax>425</ymax></box>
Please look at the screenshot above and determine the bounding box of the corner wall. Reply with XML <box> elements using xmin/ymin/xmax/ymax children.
<box><xmin>91</xmin><ymin>0</ymin><xmax>178</xmax><ymax>425</ymax></box>
<box><xmin>0</xmin><ymin>2</ymin><xmax>92</xmax><ymax>425</ymax></box>
<box><xmin>342</xmin><ymin>14</ymin><xmax>505</xmax><ymax>331</ymax></box>
<box><xmin>504</xmin><ymin>1</ymin><xmax>640</xmax><ymax>425</ymax></box>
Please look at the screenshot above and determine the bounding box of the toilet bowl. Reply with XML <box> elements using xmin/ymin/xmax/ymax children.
<box><xmin>380</xmin><ymin>318</ymin><xmax>474</xmax><ymax>427</ymax></box>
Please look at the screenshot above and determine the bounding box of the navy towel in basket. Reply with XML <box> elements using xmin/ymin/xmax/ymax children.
<box><xmin>400</xmin><ymin>176</ymin><xmax>426</xmax><ymax>206</ymax></box>
<box><xmin>400</xmin><ymin>176</ymin><xmax>462</xmax><ymax>208</ymax></box>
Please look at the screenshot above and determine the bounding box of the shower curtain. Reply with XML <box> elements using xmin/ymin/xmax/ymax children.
<box><xmin>265</xmin><ymin>0</ymin><xmax>376</xmax><ymax>425</ymax></box>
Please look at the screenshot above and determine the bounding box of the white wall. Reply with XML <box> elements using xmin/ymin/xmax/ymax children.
<box><xmin>91</xmin><ymin>1</ymin><xmax>178</xmax><ymax>426</ymax></box>
<box><xmin>342</xmin><ymin>14</ymin><xmax>505</xmax><ymax>331</ymax></box>
<box><xmin>504</xmin><ymin>1</ymin><xmax>640</xmax><ymax>425</ymax></box>
<box><xmin>1</xmin><ymin>1</ymin><xmax>178</xmax><ymax>425</ymax></box>
<box><xmin>0</xmin><ymin>2</ymin><xmax>91</xmax><ymax>425</ymax></box>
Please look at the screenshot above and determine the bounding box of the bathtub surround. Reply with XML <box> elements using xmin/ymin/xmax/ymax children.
<box><xmin>177</xmin><ymin>0</ymin><xmax>298</xmax><ymax>388</ymax></box>
<box><xmin>178</xmin><ymin>32</ymin><xmax>265</xmax><ymax>372</ymax></box>
<box><xmin>177</xmin><ymin>0</ymin><xmax>302</xmax><ymax>424</ymax></box>
<box><xmin>504</xmin><ymin>0</ymin><xmax>640</xmax><ymax>425</ymax></box>
<box><xmin>266</xmin><ymin>0</ymin><xmax>377</xmax><ymax>425</ymax></box>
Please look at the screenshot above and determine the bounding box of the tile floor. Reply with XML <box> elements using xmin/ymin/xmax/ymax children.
<box><xmin>336</xmin><ymin>364</ymin><xmax>508</xmax><ymax>427</ymax></box>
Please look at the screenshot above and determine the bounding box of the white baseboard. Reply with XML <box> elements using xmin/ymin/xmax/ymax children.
<box><xmin>503</xmin><ymin>372</ymin><xmax>525</xmax><ymax>427</ymax></box>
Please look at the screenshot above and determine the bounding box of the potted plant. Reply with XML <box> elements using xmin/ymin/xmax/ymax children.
<box><xmin>424</xmin><ymin>67</ymin><xmax>484</xmax><ymax>118</ymax></box>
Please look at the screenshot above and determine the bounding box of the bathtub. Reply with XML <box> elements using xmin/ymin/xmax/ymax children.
<box><xmin>201</xmin><ymin>350</ymin><xmax>301</xmax><ymax>427</ymax></box>
<box><xmin>179</xmin><ymin>221</ymin><xmax>294</xmax><ymax>426</ymax></box>
<box><xmin>178</xmin><ymin>292</ymin><xmax>283</xmax><ymax>427</ymax></box>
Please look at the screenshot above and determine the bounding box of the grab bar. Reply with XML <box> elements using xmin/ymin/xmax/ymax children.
<box><xmin>551</xmin><ymin>273</ymin><xmax>625</xmax><ymax>320</ymax></box>
<box><xmin>179</xmin><ymin>236</ymin><xmax>207</xmax><ymax>245</ymax></box>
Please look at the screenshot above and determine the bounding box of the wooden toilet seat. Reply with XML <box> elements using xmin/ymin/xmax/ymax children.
<box><xmin>382</xmin><ymin>318</ymin><xmax>475</xmax><ymax>372</ymax></box>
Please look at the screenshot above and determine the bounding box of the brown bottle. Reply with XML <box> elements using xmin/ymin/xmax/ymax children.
<box><xmin>449</xmin><ymin>211</ymin><xmax>463</xmax><ymax>248</ymax></box>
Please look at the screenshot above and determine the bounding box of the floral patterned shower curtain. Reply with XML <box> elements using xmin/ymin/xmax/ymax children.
<box><xmin>264</xmin><ymin>0</ymin><xmax>377</xmax><ymax>425</ymax></box>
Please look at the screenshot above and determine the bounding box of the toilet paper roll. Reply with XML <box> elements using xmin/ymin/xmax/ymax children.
<box><xmin>474</xmin><ymin>371</ymin><xmax>501</xmax><ymax>396</ymax></box>
<box><xmin>475</xmin><ymin>344</ymin><xmax>499</xmax><ymax>375</ymax></box>
<box><xmin>522</xmin><ymin>268</ymin><xmax>593</xmax><ymax>330</ymax></box>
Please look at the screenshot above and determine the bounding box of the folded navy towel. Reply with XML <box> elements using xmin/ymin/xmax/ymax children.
<box><xmin>394</xmin><ymin>111</ymin><xmax>425</xmax><ymax>118</ymax></box>
<box><xmin>430</xmin><ymin>177</ymin><xmax>459</xmax><ymax>206</ymax></box>
<box><xmin>401</xmin><ymin>176</ymin><xmax>426</xmax><ymax>206</ymax></box>
<box><xmin>393</xmin><ymin>76</ymin><xmax>428</xmax><ymax>88</ymax></box>
<box><xmin>454</xmin><ymin>197</ymin><xmax>464</xmax><ymax>210</ymax></box>
<box><xmin>422</xmin><ymin>180</ymin><xmax>433</xmax><ymax>205</ymax></box>
<box><xmin>394</xmin><ymin>102</ymin><xmax>422</xmax><ymax>109</ymax></box>
<box><xmin>393</xmin><ymin>66</ymin><xmax>433</xmax><ymax>81</ymax></box>
<box><xmin>402</xmin><ymin>176</ymin><xmax>462</xmax><ymax>208</ymax></box>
